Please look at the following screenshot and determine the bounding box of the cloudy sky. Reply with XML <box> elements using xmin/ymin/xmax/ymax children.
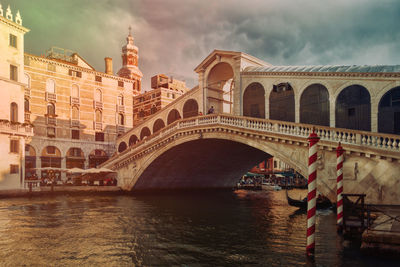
<box><xmin>9</xmin><ymin>0</ymin><xmax>400</xmax><ymax>90</ymax></box>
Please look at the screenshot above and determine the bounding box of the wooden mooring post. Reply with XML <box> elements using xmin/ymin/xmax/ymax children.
<box><xmin>341</xmin><ymin>193</ymin><xmax>367</xmax><ymax>239</ymax></box>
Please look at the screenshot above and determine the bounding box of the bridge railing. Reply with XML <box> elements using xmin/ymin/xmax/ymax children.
<box><xmin>110</xmin><ymin>114</ymin><xmax>400</xmax><ymax>166</ymax></box>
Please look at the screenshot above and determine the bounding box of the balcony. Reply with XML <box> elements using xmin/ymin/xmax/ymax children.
<box><xmin>47</xmin><ymin>117</ymin><xmax>56</xmax><ymax>125</ymax></box>
<box><xmin>93</xmin><ymin>121</ymin><xmax>102</xmax><ymax>131</ymax></box>
<box><xmin>46</xmin><ymin>92</ymin><xmax>57</xmax><ymax>102</ymax></box>
<box><xmin>24</xmin><ymin>112</ymin><xmax>30</xmax><ymax>122</ymax></box>
<box><xmin>117</xmin><ymin>105</ymin><xmax>125</xmax><ymax>113</ymax></box>
<box><xmin>93</xmin><ymin>100</ymin><xmax>103</xmax><ymax>109</ymax></box>
<box><xmin>70</xmin><ymin>96</ymin><xmax>80</xmax><ymax>106</ymax></box>
<box><xmin>71</xmin><ymin>119</ymin><xmax>80</xmax><ymax>128</ymax></box>
<box><xmin>0</xmin><ymin>120</ymin><xmax>33</xmax><ymax>136</ymax></box>
<box><xmin>117</xmin><ymin>125</ymin><xmax>125</xmax><ymax>134</ymax></box>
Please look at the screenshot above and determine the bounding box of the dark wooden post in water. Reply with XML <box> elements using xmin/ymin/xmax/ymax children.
<box><xmin>342</xmin><ymin>193</ymin><xmax>366</xmax><ymax>239</ymax></box>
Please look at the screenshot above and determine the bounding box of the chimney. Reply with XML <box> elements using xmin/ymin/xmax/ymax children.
<box><xmin>105</xmin><ymin>57</ymin><xmax>113</xmax><ymax>75</ymax></box>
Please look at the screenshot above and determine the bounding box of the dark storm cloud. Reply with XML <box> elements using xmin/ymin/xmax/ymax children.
<box><xmin>8</xmin><ymin>0</ymin><xmax>400</xmax><ymax>89</ymax></box>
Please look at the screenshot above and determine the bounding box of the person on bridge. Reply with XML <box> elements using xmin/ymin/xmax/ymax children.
<box><xmin>207</xmin><ymin>106</ymin><xmax>215</xmax><ymax>114</ymax></box>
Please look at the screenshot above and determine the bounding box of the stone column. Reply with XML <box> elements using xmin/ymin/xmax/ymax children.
<box><xmin>370</xmin><ymin>97</ymin><xmax>378</xmax><ymax>132</ymax></box>
<box><xmin>61</xmin><ymin>157</ymin><xmax>67</xmax><ymax>181</ymax></box>
<box><xmin>329</xmin><ymin>98</ymin><xmax>336</xmax><ymax>128</ymax></box>
<box><xmin>294</xmin><ymin>93</ymin><xmax>300</xmax><ymax>123</ymax></box>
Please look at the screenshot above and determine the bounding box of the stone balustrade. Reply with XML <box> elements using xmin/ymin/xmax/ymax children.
<box><xmin>0</xmin><ymin>121</ymin><xmax>33</xmax><ymax>136</ymax></box>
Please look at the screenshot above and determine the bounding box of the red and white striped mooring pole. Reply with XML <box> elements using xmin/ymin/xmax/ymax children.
<box><xmin>306</xmin><ymin>128</ymin><xmax>320</xmax><ymax>257</ymax></box>
<box><xmin>336</xmin><ymin>142</ymin><xmax>345</xmax><ymax>232</ymax></box>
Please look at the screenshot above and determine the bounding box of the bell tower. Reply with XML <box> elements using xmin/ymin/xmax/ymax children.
<box><xmin>117</xmin><ymin>27</ymin><xmax>142</xmax><ymax>92</ymax></box>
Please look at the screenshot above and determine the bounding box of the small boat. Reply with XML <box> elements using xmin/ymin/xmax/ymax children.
<box><xmin>261</xmin><ymin>182</ymin><xmax>282</xmax><ymax>191</ymax></box>
<box><xmin>286</xmin><ymin>190</ymin><xmax>332</xmax><ymax>209</ymax></box>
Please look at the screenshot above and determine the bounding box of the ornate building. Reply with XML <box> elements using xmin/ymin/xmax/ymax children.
<box><xmin>22</xmin><ymin>29</ymin><xmax>142</xmax><ymax>183</ymax></box>
<box><xmin>0</xmin><ymin>5</ymin><xmax>33</xmax><ymax>189</ymax></box>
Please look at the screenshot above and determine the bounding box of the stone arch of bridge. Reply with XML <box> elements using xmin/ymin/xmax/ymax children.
<box><xmin>129</xmin><ymin>134</ymin><xmax>139</xmax><ymax>146</ymax></box>
<box><xmin>182</xmin><ymin>99</ymin><xmax>199</xmax><ymax>118</ymax></box>
<box><xmin>140</xmin><ymin>127</ymin><xmax>151</xmax><ymax>140</ymax></box>
<box><xmin>153</xmin><ymin>118</ymin><xmax>166</xmax><ymax>134</ymax></box>
<box><xmin>125</xmin><ymin>132</ymin><xmax>309</xmax><ymax>191</ymax></box>
<box><xmin>205</xmin><ymin>61</ymin><xmax>235</xmax><ymax>114</ymax></box>
<box><xmin>167</xmin><ymin>109</ymin><xmax>181</xmax><ymax>125</ymax></box>
<box><xmin>242</xmin><ymin>82</ymin><xmax>265</xmax><ymax>119</ymax></box>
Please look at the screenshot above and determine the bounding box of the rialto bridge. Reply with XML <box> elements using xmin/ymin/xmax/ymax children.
<box><xmin>103</xmin><ymin>50</ymin><xmax>400</xmax><ymax>205</ymax></box>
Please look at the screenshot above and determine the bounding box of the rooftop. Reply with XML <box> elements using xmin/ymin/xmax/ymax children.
<box><xmin>244</xmin><ymin>65</ymin><xmax>400</xmax><ymax>73</ymax></box>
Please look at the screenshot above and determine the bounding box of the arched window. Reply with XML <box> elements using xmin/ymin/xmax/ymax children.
<box><xmin>243</xmin><ymin>83</ymin><xmax>265</xmax><ymax>119</ymax></box>
<box><xmin>47</xmin><ymin>103</ymin><xmax>55</xmax><ymax>116</ymax></box>
<box><xmin>71</xmin><ymin>84</ymin><xmax>79</xmax><ymax>98</ymax></box>
<box><xmin>183</xmin><ymin>99</ymin><xmax>199</xmax><ymax>118</ymax></box>
<box><xmin>118</xmin><ymin>113</ymin><xmax>124</xmax><ymax>125</ymax></box>
<box><xmin>10</xmin><ymin>102</ymin><xmax>18</xmax><ymax>122</ymax></box>
<box><xmin>46</xmin><ymin>79</ymin><xmax>55</xmax><ymax>93</ymax></box>
<box><xmin>72</xmin><ymin>106</ymin><xmax>79</xmax><ymax>120</ymax></box>
<box><xmin>95</xmin><ymin>110</ymin><xmax>102</xmax><ymax>122</ymax></box>
<box><xmin>378</xmin><ymin>86</ymin><xmax>400</xmax><ymax>134</ymax></box>
<box><xmin>118</xmin><ymin>94</ymin><xmax>124</xmax><ymax>106</ymax></box>
<box><xmin>24</xmin><ymin>99</ymin><xmax>29</xmax><ymax>112</ymax></box>
<box><xmin>95</xmin><ymin>89</ymin><xmax>102</xmax><ymax>102</ymax></box>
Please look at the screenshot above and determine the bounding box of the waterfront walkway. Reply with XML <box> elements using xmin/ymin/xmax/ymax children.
<box><xmin>0</xmin><ymin>186</ymin><xmax>122</xmax><ymax>198</ymax></box>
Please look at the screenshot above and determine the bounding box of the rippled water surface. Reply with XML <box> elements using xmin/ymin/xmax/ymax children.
<box><xmin>0</xmin><ymin>190</ymin><xmax>396</xmax><ymax>266</ymax></box>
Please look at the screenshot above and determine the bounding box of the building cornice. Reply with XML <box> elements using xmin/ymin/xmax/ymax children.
<box><xmin>0</xmin><ymin>15</ymin><xmax>29</xmax><ymax>33</ymax></box>
<box><xmin>241</xmin><ymin>71</ymin><xmax>400</xmax><ymax>79</ymax></box>
<box><xmin>24</xmin><ymin>53</ymin><xmax>138</xmax><ymax>83</ymax></box>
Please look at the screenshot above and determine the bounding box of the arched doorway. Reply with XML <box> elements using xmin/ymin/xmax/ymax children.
<box><xmin>25</xmin><ymin>145</ymin><xmax>36</xmax><ymax>179</ymax></box>
<box><xmin>140</xmin><ymin>127</ymin><xmax>151</xmax><ymax>140</ymax></box>
<box><xmin>300</xmin><ymin>84</ymin><xmax>330</xmax><ymax>126</ymax></box>
<box><xmin>206</xmin><ymin>62</ymin><xmax>234</xmax><ymax>114</ymax></box>
<box><xmin>336</xmin><ymin>85</ymin><xmax>371</xmax><ymax>131</ymax></box>
<box><xmin>269</xmin><ymin>83</ymin><xmax>295</xmax><ymax>122</ymax></box>
<box><xmin>167</xmin><ymin>109</ymin><xmax>181</xmax><ymax>125</ymax></box>
<box><xmin>89</xmin><ymin>149</ymin><xmax>109</xmax><ymax>168</ymax></box>
<box><xmin>118</xmin><ymin>142</ymin><xmax>127</xmax><ymax>153</ymax></box>
<box><xmin>378</xmin><ymin>86</ymin><xmax>400</xmax><ymax>134</ymax></box>
<box><xmin>153</xmin><ymin>119</ymin><xmax>165</xmax><ymax>133</ymax></box>
<box><xmin>183</xmin><ymin>99</ymin><xmax>199</xmax><ymax>118</ymax></box>
<box><xmin>66</xmin><ymin>147</ymin><xmax>85</xmax><ymax>169</ymax></box>
<box><xmin>41</xmin><ymin>146</ymin><xmax>62</xmax><ymax>181</ymax></box>
<box><xmin>129</xmin><ymin>135</ymin><xmax>139</xmax><ymax>146</ymax></box>
<box><xmin>243</xmin><ymin>82</ymin><xmax>265</xmax><ymax>118</ymax></box>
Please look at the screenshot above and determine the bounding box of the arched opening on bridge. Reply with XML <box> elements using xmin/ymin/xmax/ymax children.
<box><xmin>206</xmin><ymin>62</ymin><xmax>234</xmax><ymax>114</ymax></box>
<box><xmin>378</xmin><ymin>86</ymin><xmax>400</xmax><ymax>134</ymax></box>
<box><xmin>243</xmin><ymin>82</ymin><xmax>265</xmax><ymax>118</ymax></box>
<box><xmin>153</xmin><ymin>119</ymin><xmax>165</xmax><ymax>133</ymax></box>
<box><xmin>300</xmin><ymin>84</ymin><xmax>330</xmax><ymax>126</ymax></box>
<box><xmin>335</xmin><ymin>85</ymin><xmax>371</xmax><ymax>131</ymax></box>
<box><xmin>140</xmin><ymin>127</ymin><xmax>151</xmax><ymax>140</ymax></box>
<box><xmin>118</xmin><ymin>142</ymin><xmax>127</xmax><ymax>153</ymax></box>
<box><xmin>66</xmin><ymin>147</ymin><xmax>85</xmax><ymax>169</ymax></box>
<box><xmin>167</xmin><ymin>109</ymin><xmax>181</xmax><ymax>125</ymax></box>
<box><xmin>89</xmin><ymin>149</ymin><xmax>109</xmax><ymax>168</ymax></box>
<box><xmin>269</xmin><ymin>83</ymin><xmax>295</xmax><ymax>122</ymax></box>
<box><xmin>41</xmin><ymin>146</ymin><xmax>62</xmax><ymax>182</ymax></box>
<box><xmin>129</xmin><ymin>135</ymin><xmax>139</xmax><ymax>146</ymax></box>
<box><xmin>25</xmin><ymin>144</ymin><xmax>36</xmax><ymax>179</ymax></box>
<box><xmin>183</xmin><ymin>99</ymin><xmax>199</xmax><ymax>118</ymax></box>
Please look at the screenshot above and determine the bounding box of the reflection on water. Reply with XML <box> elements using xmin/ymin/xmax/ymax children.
<box><xmin>0</xmin><ymin>190</ymin><xmax>396</xmax><ymax>266</ymax></box>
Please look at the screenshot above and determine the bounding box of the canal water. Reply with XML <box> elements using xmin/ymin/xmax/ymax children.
<box><xmin>0</xmin><ymin>189</ymin><xmax>396</xmax><ymax>266</ymax></box>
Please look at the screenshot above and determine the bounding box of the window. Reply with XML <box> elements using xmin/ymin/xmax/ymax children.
<box><xmin>71</xmin><ymin>148</ymin><xmax>81</xmax><ymax>157</ymax></box>
<box><xmin>71</xmin><ymin>84</ymin><xmax>79</xmax><ymax>97</ymax></box>
<box><xmin>10</xmin><ymin>102</ymin><xmax>18</xmax><ymax>122</ymax></box>
<box><xmin>69</xmin><ymin>70</ymin><xmax>82</xmax><ymax>78</ymax></box>
<box><xmin>118</xmin><ymin>95</ymin><xmax>124</xmax><ymax>106</ymax></box>
<box><xmin>118</xmin><ymin>81</ymin><xmax>124</xmax><ymax>87</ymax></box>
<box><xmin>95</xmin><ymin>132</ymin><xmax>104</xmax><ymax>142</ymax></box>
<box><xmin>47</xmin><ymin>103</ymin><xmax>55</xmax><ymax>116</ymax></box>
<box><xmin>95</xmin><ymin>89</ymin><xmax>102</xmax><ymax>102</ymax></box>
<box><xmin>95</xmin><ymin>110</ymin><xmax>102</xmax><ymax>122</ymax></box>
<box><xmin>72</xmin><ymin>106</ymin><xmax>79</xmax><ymax>120</ymax></box>
<box><xmin>46</xmin><ymin>146</ymin><xmax>56</xmax><ymax>154</ymax></box>
<box><xmin>151</xmin><ymin>105</ymin><xmax>157</xmax><ymax>114</ymax></box>
<box><xmin>10</xmin><ymin>65</ymin><xmax>18</xmax><ymax>81</ymax></box>
<box><xmin>9</xmin><ymin>34</ymin><xmax>17</xmax><ymax>48</ymax></box>
<box><xmin>71</xmin><ymin>130</ymin><xmax>80</xmax><ymax>140</ymax></box>
<box><xmin>24</xmin><ymin>99</ymin><xmax>29</xmax><ymax>112</ymax></box>
<box><xmin>172</xmin><ymin>93</ymin><xmax>175</xmax><ymax>99</ymax></box>
<box><xmin>10</xmin><ymin>165</ymin><xmax>19</xmax><ymax>174</ymax></box>
<box><xmin>46</xmin><ymin>79</ymin><xmax>56</xmax><ymax>93</ymax></box>
<box><xmin>10</xmin><ymin>140</ymin><xmax>19</xmax><ymax>153</ymax></box>
<box><xmin>95</xmin><ymin>76</ymin><xmax>102</xmax><ymax>82</ymax></box>
<box><xmin>47</xmin><ymin>127</ymin><xmax>56</xmax><ymax>137</ymax></box>
<box><xmin>118</xmin><ymin>113</ymin><xmax>124</xmax><ymax>125</ymax></box>
<box><xmin>139</xmin><ymin>109</ymin><xmax>145</xmax><ymax>118</ymax></box>
<box><xmin>274</xmin><ymin>160</ymin><xmax>277</xmax><ymax>168</ymax></box>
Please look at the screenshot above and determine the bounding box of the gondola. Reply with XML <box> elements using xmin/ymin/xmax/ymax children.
<box><xmin>286</xmin><ymin>190</ymin><xmax>332</xmax><ymax>210</ymax></box>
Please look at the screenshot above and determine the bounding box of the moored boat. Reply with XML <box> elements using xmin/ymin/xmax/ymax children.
<box><xmin>261</xmin><ymin>182</ymin><xmax>282</xmax><ymax>191</ymax></box>
<box><xmin>286</xmin><ymin>190</ymin><xmax>332</xmax><ymax>209</ymax></box>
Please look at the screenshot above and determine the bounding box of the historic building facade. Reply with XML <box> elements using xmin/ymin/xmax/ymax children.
<box><xmin>0</xmin><ymin>5</ymin><xmax>33</xmax><ymax>189</ymax></box>
<box><xmin>132</xmin><ymin>74</ymin><xmax>189</xmax><ymax>127</ymax></box>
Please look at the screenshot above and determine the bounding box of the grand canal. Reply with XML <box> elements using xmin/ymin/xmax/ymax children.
<box><xmin>0</xmin><ymin>189</ymin><xmax>396</xmax><ymax>266</ymax></box>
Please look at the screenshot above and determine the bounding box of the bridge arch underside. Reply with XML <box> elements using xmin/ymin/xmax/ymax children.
<box><xmin>132</xmin><ymin>139</ymin><xmax>272</xmax><ymax>191</ymax></box>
